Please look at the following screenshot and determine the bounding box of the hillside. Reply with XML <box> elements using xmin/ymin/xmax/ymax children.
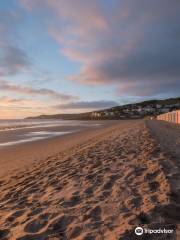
<box><xmin>27</xmin><ymin>97</ymin><xmax>180</xmax><ymax>120</ymax></box>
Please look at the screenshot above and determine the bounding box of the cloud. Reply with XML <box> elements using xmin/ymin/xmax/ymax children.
<box><xmin>0</xmin><ymin>96</ymin><xmax>26</xmax><ymax>104</ymax></box>
<box><xmin>0</xmin><ymin>96</ymin><xmax>55</xmax><ymax>119</ymax></box>
<box><xmin>0</xmin><ymin>80</ymin><xmax>79</xmax><ymax>101</ymax></box>
<box><xmin>0</xmin><ymin>45</ymin><xmax>31</xmax><ymax>76</ymax></box>
<box><xmin>21</xmin><ymin>0</ymin><xmax>180</xmax><ymax>97</ymax></box>
<box><xmin>54</xmin><ymin>100</ymin><xmax>118</xmax><ymax>110</ymax></box>
<box><xmin>67</xmin><ymin>0</ymin><xmax>180</xmax><ymax>96</ymax></box>
<box><xmin>0</xmin><ymin>10</ymin><xmax>19</xmax><ymax>40</ymax></box>
<box><xmin>0</xmin><ymin>9</ymin><xmax>32</xmax><ymax>77</ymax></box>
<box><xmin>50</xmin><ymin>0</ymin><xmax>107</xmax><ymax>32</ymax></box>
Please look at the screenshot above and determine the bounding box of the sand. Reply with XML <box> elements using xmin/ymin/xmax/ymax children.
<box><xmin>0</xmin><ymin>120</ymin><xmax>179</xmax><ymax>239</ymax></box>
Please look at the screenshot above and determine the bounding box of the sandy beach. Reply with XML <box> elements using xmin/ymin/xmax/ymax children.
<box><xmin>0</xmin><ymin>120</ymin><xmax>180</xmax><ymax>239</ymax></box>
<box><xmin>0</xmin><ymin>120</ymin><xmax>119</xmax><ymax>179</ymax></box>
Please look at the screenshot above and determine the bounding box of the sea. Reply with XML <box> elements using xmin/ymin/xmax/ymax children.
<box><xmin>0</xmin><ymin>119</ymin><xmax>101</xmax><ymax>147</ymax></box>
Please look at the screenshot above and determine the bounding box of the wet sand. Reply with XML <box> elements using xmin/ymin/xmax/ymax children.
<box><xmin>0</xmin><ymin>120</ymin><xmax>179</xmax><ymax>239</ymax></box>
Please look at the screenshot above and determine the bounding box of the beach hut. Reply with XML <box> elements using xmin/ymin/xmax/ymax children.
<box><xmin>157</xmin><ymin>110</ymin><xmax>180</xmax><ymax>124</ymax></box>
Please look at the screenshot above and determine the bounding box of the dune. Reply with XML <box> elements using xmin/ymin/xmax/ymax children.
<box><xmin>0</xmin><ymin>120</ymin><xmax>179</xmax><ymax>239</ymax></box>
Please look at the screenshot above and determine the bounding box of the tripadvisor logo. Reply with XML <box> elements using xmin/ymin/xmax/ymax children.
<box><xmin>135</xmin><ymin>226</ymin><xmax>174</xmax><ymax>236</ymax></box>
<box><xmin>135</xmin><ymin>227</ymin><xmax>143</xmax><ymax>235</ymax></box>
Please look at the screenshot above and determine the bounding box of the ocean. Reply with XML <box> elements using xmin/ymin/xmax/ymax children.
<box><xmin>0</xmin><ymin>119</ymin><xmax>101</xmax><ymax>147</ymax></box>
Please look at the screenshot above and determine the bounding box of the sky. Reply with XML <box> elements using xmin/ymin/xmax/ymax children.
<box><xmin>0</xmin><ymin>0</ymin><xmax>180</xmax><ymax>119</ymax></box>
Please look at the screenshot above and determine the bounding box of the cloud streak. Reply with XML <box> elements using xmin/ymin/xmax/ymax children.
<box><xmin>54</xmin><ymin>100</ymin><xmax>118</xmax><ymax>111</ymax></box>
<box><xmin>0</xmin><ymin>45</ymin><xmax>31</xmax><ymax>76</ymax></box>
<box><xmin>0</xmin><ymin>80</ymin><xmax>79</xmax><ymax>101</ymax></box>
<box><xmin>0</xmin><ymin>96</ymin><xmax>27</xmax><ymax>104</ymax></box>
<box><xmin>0</xmin><ymin>8</ymin><xmax>32</xmax><ymax>77</ymax></box>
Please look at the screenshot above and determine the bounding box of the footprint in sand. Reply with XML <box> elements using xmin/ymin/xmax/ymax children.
<box><xmin>0</xmin><ymin>229</ymin><xmax>10</xmax><ymax>239</ymax></box>
<box><xmin>98</xmin><ymin>189</ymin><xmax>112</xmax><ymax>201</ymax></box>
<box><xmin>0</xmin><ymin>180</ymin><xmax>5</xmax><ymax>187</ymax></box>
<box><xmin>6</xmin><ymin>209</ymin><xmax>25</xmax><ymax>223</ymax></box>
<box><xmin>24</xmin><ymin>213</ymin><xmax>50</xmax><ymax>233</ymax></box>
<box><xmin>128</xmin><ymin>196</ymin><xmax>142</xmax><ymax>208</ymax></box>
<box><xmin>144</xmin><ymin>170</ymin><xmax>160</xmax><ymax>181</ymax></box>
<box><xmin>102</xmin><ymin>174</ymin><xmax>118</xmax><ymax>191</ymax></box>
<box><xmin>150</xmin><ymin>194</ymin><xmax>159</xmax><ymax>203</ymax></box>
<box><xmin>85</xmin><ymin>173</ymin><xmax>96</xmax><ymax>181</ymax></box>
<box><xmin>84</xmin><ymin>187</ymin><xmax>94</xmax><ymax>198</ymax></box>
<box><xmin>61</xmin><ymin>195</ymin><xmax>81</xmax><ymax>208</ymax></box>
<box><xmin>47</xmin><ymin>214</ymin><xmax>75</xmax><ymax>234</ymax></box>
<box><xmin>27</xmin><ymin>207</ymin><xmax>43</xmax><ymax>217</ymax></box>
<box><xmin>136</xmin><ymin>211</ymin><xmax>150</xmax><ymax>224</ymax></box>
<box><xmin>83</xmin><ymin>205</ymin><xmax>102</xmax><ymax>226</ymax></box>
<box><xmin>83</xmin><ymin>234</ymin><xmax>96</xmax><ymax>240</ymax></box>
<box><xmin>16</xmin><ymin>233</ymin><xmax>45</xmax><ymax>240</ymax></box>
<box><xmin>89</xmin><ymin>206</ymin><xmax>102</xmax><ymax>222</ymax></box>
<box><xmin>68</xmin><ymin>226</ymin><xmax>82</xmax><ymax>239</ymax></box>
<box><xmin>148</xmin><ymin>181</ymin><xmax>160</xmax><ymax>192</ymax></box>
<box><xmin>134</xmin><ymin>166</ymin><xmax>147</xmax><ymax>176</ymax></box>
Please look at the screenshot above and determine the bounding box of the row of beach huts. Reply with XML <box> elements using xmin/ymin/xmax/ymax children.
<box><xmin>157</xmin><ymin>110</ymin><xmax>180</xmax><ymax>124</ymax></box>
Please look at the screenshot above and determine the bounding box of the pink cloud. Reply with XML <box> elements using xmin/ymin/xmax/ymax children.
<box><xmin>0</xmin><ymin>80</ymin><xmax>79</xmax><ymax>101</ymax></box>
<box><xmin>0</xmin><ymin>96</ymin><xmax>26</xmax><ymax>104</ymax></box>
<box><xmin>53</xmin><ymin>100</ymin><xmax>118</xmax><ymax>111</ymax></box>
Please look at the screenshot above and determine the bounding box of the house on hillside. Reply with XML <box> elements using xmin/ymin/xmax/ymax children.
<box><xmin>144</xmin><ymin>106</ymin><xmax>155</xmax><ymax>113</ymax></box>
<box><xmin>122</xmin><ymin>109</ymin><xmax>130</xmax><ymax>113</ymax></box>
<box><xmin>160</xmin><ymin>108</ymin><xmax>170</xmax><ymax>113</ymax></box>
<box><xmin>91</xmin><ymin>112</ymin><xmax>101</xmax><ymax>117</ymax></box>
<box><xmin>156</xmin><ymin>104</ymin><xmax>162</xmax><ymax>109</ymax></box>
